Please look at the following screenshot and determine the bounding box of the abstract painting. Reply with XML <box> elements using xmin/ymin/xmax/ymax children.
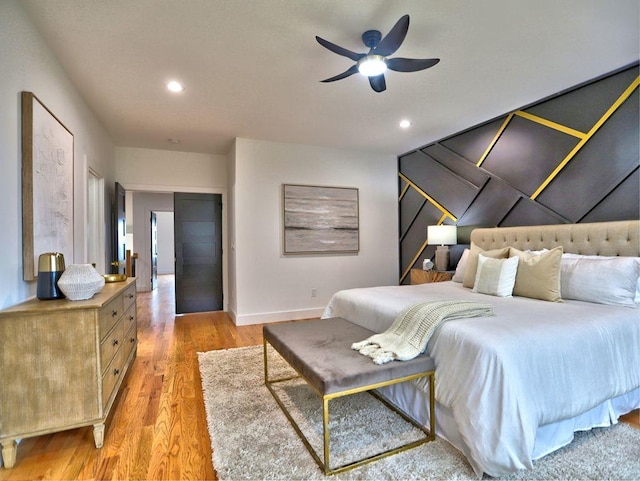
<box><xmin>283</xmin><ymin>184</ymin><xmax>359</xmax><ymax>254</ymax></box>
<box><xmin>22</xmin><ymin>92</ymin><xmax>74</xmax><ymax>280</ymax></box>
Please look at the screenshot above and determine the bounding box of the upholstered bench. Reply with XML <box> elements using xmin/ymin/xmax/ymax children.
<box><xmin>263</xmin><ymin>317</ymin><xmax>435</xmax><ymax>475</ymax></box>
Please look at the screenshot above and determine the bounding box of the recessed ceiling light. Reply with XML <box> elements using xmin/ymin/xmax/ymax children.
<box><xmin>168</xmin><ymin>138</ymin><xmax>181</xmax><ymax>144</ymax></box>
<box><xmin>167</xmin><ymin>81</ymin><xmax>184</xmax><ymax>93</ymax></box>
<box><xmin>399</xmin><ymin>119</ymin><xmax>412</xmax><ymax>129</ymax></box>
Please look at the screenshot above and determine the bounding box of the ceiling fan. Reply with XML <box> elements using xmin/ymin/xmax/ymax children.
<box><xmin>315</xmin><ymin>14</ymin><xmax>440</xmax><ymax>93</ymax></box>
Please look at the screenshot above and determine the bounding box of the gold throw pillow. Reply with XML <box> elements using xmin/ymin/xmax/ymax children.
<box><xmin>509</xmin><ymin>246</ymin><xmax>563</xmax><ymax>302</ymax></box>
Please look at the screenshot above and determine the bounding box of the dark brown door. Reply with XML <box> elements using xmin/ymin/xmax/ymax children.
<box><xmin>150</xmin><ymin>211</ymin><xmax>158</xmax><ymax>290</ymax></box>
<box><xmin>174</xmin><ymin>193</ymin><xmax>223</xmax><ymax>313</ymax></box>
<box><xmin>112</xmin><ymin>182</ymin><xmax>126</xmax><ymax>275</ymax></box>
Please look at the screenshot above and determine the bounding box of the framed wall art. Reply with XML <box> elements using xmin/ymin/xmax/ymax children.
<box><xmin>283</xmin><ymin>184</ymin><xmax>359</xmax><ymax>254</ymax></box>
<box><xmin>22</xmin><ymin>91</ymin><xmax>74</xmax><ymax>281</ymax></box>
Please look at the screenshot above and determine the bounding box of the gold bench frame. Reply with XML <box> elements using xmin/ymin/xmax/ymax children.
<box><xmin>263</xmin><ymin>338</ymin><xmax>436</xmax><ymax>475</ymax></box>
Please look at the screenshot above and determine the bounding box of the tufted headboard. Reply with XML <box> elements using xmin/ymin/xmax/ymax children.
<box><xmin>470</xmin><ymin>220</ymin><xmax>640</xmax><ymax>257</ymax></box>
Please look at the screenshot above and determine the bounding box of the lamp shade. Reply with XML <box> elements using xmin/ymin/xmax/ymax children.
<box><xmin>427</xmin><ymin>225</ymin><xmax>457</xmax><ymax>245</ymax></box>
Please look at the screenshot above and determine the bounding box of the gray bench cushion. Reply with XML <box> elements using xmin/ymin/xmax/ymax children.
<box><xmin>263</xmin><ymin>317</ymin><xmax>435</xmax><ymax>395</ymax></box>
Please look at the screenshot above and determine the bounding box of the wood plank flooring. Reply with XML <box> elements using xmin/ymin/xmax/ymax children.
<box><xmin>0</xmin><ymin>274</ymin><xmax>638</xmax><ymax>479</ymax></box>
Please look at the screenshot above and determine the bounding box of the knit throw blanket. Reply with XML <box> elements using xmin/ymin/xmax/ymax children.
<box><xmin>352</xmin><ymin>299</ymin><xmax>494</xmax><ymax>365</ymax></box>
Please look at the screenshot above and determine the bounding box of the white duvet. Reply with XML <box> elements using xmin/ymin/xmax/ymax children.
<box><xmin>323</xmin><ymin>281</ymin><xmax>640</xmax><ymax>476</ymax></box>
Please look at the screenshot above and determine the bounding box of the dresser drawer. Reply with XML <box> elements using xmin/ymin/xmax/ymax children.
<box><xmin>122</xmin><ymin>303</ymin><xmax>136</xmax><ymax>334</ymax></box>
<box><xmin>101</xmin><ymin>347</ymin><xmax>125</xmax><ymax>408</ymax></box>
<box><xmin>122</xmin><ymin>283</ymin><xmax>136</xmax><ymax>312</ymax></box>
<box><xmin>100</xmin><ymin>320</ymin><xmax>124</xmax><ymax>376</ymax></box>
<box><xmin>99</xmin><ymin>295</ymin><xmax>124</xmax><ymax>340</ymax></box>
<box><xmin>123</xmin><ymin>320</ymin><xmax>137</xmax><ymax>362</ymax></box>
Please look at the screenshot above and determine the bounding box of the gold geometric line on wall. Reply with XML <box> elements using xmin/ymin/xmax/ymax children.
<box><xmin>400</xmin><ymin>238</ymin><xmax>429</xmax><ymax>284</ymax></box>
<box><xmin>398</xmin><ymin>173</ymin><xmax>458</xmax><ymax>222</ymax></box>
<box><xmin>476</xmin><ymin>113</ymin><xmax>514</xmax><ymax>167</ymax></box>
<box><xmin>531</xmin><ymin>75</ymin><xmax>640</xmax><ymax>200</ymax></box>
<box><xmin>514</xmin><ymin>111</ymin><xmax>587</xmax><ymax>139</ymax></box>
<box><xmin>399</xmin><ymin>216</ymin><xmax>451</xmax><ymax>284</ymax></box>
<box><xmin>399</xmin><ymin>181</ymin><xmax>410</xmax><ymax>201</ymax></box>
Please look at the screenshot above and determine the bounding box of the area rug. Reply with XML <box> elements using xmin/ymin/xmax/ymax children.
<box><xmin>198</xmin><ymin>345</ymin><xmax>640</xmax><ymax>480</ymax></box>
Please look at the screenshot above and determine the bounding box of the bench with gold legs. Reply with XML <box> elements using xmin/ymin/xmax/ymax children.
<box><xmin>263</xmin><ymin>317</ymin><xmax>435</xmax><ymax>475</ymax></box>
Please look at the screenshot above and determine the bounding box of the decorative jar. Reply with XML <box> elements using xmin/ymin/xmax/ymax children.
<box><xmin>57</xmin><ymin>264</ymin><xmax>105</xmax><ymax>301</ymax></box>
<box><xmin>37</xmin><ymin>252</ymin><xmax>66</xmax><ymax>300</ymax></box>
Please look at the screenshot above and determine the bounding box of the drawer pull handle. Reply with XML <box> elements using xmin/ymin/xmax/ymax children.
<box><xmin>127</xmin><ymin>294</ymin><xmax>134</xmax><ymax>299</ymax></box>
<box><xmin>111</xmin><ymin>310</ymin><xmax>118</xmax><ymax>317</ymax></box>
<box><xmin>129</xmin><ymin>316</ymin><xmax>134</xmax><ymax>321</ymax></box>
<box><xmin>113</xmin><ymin>368</ymin><xmax>120</xmax><ymax>376</ymax></box>
<box><xmin>130</xmin><ymin>337</ymin><xmax>136</xmax><ymax>343</ymax></box>
<box><xmin>112</xmin><ymin>339</ymin><xmax>119</xmax><ymax>346</ymax></box>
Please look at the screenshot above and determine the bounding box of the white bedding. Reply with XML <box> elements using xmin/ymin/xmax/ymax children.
<box><xmin>322</xmin><ymin>281</ymin><xmax>640</xmax><ymax>477</ymax></box>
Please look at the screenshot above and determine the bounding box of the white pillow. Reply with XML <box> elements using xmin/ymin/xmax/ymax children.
<box><xmin>560</xmin><ymin>254</ymin><xmax>640</xmax><ymax>307</ymax></box>
<box><xmin>473</xmin><ymin>254</ymin><xmax>519</xmax><ymax>297</ymax></box>
<box><xmin>463</xmin><ymin>244</ymin><xmax>511</xmax><ymax>288</ymax></box>
<box><xmin>452</xmin><ymin>248</ymin><xmax>470</xmax><ymax>283</ymax></box>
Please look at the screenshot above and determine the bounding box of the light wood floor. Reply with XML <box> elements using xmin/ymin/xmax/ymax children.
<box><xmin>0</xmin><ymin>274</ymin><xmax>638</xmax><ymax>480</ymax></box>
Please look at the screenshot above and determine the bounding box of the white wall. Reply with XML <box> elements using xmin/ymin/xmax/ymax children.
<box><xmin>156</xmin><ymin>211</ymin><xmax>175</xmax><ymax>275</ymax></box>
<box><xmin>0</xmin><ymin>1</ymin><xmax>115</xmax><ymax>310</ymax></box>
<box><xmin>115</xmin><ymin>146</ymin><xmax>227</xmax><ymax>192</ymax></box>
<box><xmin>229</xmin><ymin>138</ymin><xmax>398</xmax><ymax>325</ymax></box>
<box><xmin>226</xmin><ymin>142</ymin><xmax>238</xmax><ymax>316</ymax></box>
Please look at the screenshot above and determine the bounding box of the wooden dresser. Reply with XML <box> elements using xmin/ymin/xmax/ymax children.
<box><xmin>0</xmin><ymin>278</ymin><xmax>137</xmax><ymax>469</ymax></box>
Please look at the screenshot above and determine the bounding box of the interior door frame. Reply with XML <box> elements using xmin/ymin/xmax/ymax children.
<box><xmin>119</xmin><ymin>184</ymin><xmax>228</xmax><ymax>309</ymax></box>
<box><xmin>112</xmin><ymin>182</ymin><xmax>126</xmax><ymax>275</ymax></box>
<box><xmin>86</xmin><ymin>167</ymin><xmax>105</xmax><ymax>274</ymax></box>
<box><xmin>150</xmin><ymin>211</ymin><xmax>158</xmax><ymax>291</ymax></box>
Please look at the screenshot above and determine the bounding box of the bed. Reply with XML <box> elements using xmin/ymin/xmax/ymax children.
<box><xmin>322</xmin><ymin>220</ymin><xmax>640</xmax><ymax>477</ymax></box>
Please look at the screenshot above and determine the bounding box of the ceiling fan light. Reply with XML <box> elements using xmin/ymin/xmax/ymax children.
<box><xmin>357</xmin><ymin>55</ymin><xmax>387</xmax><ymax>77</ymax></box>
<box><xmin>167</xmin><ymin>80</ymin><xmax>184</xmax><ymax>92</ymax></box>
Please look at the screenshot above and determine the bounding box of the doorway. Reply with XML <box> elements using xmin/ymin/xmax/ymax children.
<box><xmin>150</xmin><ymin>211</ymin><xmax>157</xmax><ymax>291</ymax></box>
<box><xmin>150</xmin><ymin>211</ymin><xmax>175</xmax><ymax>291</ymax></box>
<box><xmin>112</xmin><ymin>182</ymin><xmax>126</xmax><ymax>275</ymax></box>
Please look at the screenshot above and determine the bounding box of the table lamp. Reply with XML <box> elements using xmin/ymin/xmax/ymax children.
<box><xmin>427</xmin><ymin>225</ymin><xmax>457</xmax><ymax>271</ymax></box>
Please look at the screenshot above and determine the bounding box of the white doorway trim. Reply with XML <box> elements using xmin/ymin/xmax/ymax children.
<box><xmin>87</xmin><ymin>167</ymin><xmax>105</xmax><ymax>274</ymax></box>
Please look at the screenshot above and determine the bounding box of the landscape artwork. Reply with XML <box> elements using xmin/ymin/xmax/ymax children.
<box><xmin>283</xmin><ymin>184</ymin><xmax>359</xmax><ymax>254</ymax></box>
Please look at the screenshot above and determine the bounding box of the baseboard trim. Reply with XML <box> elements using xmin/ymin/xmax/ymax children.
<box><xmin>234</xmin><ymin>307</ymin><xmax>325</xmax><ymax>326</ymax></box>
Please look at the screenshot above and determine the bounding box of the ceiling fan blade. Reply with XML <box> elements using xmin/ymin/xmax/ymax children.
<box><xmin>320</xmin><ymin>64</ymin><xmax>359</xmax><ymax>83</ymax></box>
<box><xmin>373</xmin><ymin>14</ymin><xmax>409</xmax><ymax>57</ymax></box>
<box><xmin>316</xmin><ymin>36</ymin><xmax>365</xmax><ymax>62</ymax></box>
<box><xmin>368</xmin><ymin>74</ymin><xmax>386</xmax><ymax>93</ymax></box>
<box><xmin>386</xmin><ymin>57</ymin><xmax>440</xmax><ymax>72</ymax></box>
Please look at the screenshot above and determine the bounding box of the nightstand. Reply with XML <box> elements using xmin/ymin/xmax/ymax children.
<box><xmin>410</xmin><ymin>269</ymin><xmax>454</xmax><ymax>285</ymax></box>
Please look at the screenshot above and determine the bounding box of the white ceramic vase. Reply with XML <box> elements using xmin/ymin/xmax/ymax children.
<box><xmin>57</xmin><ymin>264</ymin><xmax>106</xmax><ymax>301</ymax></box>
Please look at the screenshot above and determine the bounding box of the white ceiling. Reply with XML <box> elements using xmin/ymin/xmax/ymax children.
<box><xmin>21</xmin><ymin>0</ymin><xmax>639</xmax><ymax>156</ymax></box>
